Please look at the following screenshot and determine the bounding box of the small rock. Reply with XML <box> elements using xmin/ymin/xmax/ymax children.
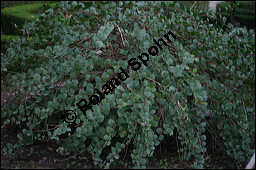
<box><xmin>47</xmin><ymin>146</ymin><xmax>53</xmax><ymax>151</ymax></box>
<box><xmin>205</xmin><ymin>156</ymin><xmax>210</xmax><ymax>161</ymax></box>
<box><xmin>174</xmin><ymin>163</ymin><xmax>179</xmax><ymax>168</ymax></box>
<box><xmin>36</xmin><ymin>166</ymin><xmax>44</xmax><ymax>169</ymax></box>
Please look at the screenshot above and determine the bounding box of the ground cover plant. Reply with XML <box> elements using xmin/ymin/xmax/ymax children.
<box><xmin>1</xmin><ymin>1</ymin><xmax>255</xmax><ymax>169</ymax></box>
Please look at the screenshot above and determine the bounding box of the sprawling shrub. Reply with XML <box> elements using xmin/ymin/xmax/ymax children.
<box><xmin>1</xmin><ymin>1</ymin><xmax>255</xmax><ymax>168</ymax></box>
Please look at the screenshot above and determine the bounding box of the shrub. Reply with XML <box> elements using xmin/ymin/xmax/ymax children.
<box><xmin>1</xmin><ymin>1</ymin><xmax>255</xmax><ymax>169</ymax></box>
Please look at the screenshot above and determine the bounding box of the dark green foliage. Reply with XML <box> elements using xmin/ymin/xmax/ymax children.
<box><xmin>216</xmin><ymin>1</ymin><xmax>255</xmax><ymax>29</ymax></box>
<box><xmin>1</xmin><ymin>1</ymin><xmax>255</xmax><ymax>169</ymax></box>
<box><xmin>1</xmin><ymin>35</ymin><xmax>20</xmax><ymax>52</ymax></box>
<box><xmin>179</xmin><ymin>1</ymin><xmax>209</xmax><ymax>10</ymax></box>
<box><xmin>0</xmin><ymin>1</ymin><xmax>53</xmax><ymax>9</ymax></box>
<box><xmin>217</xmin><ymin>1</ymin><xmax>255</xmax><ymax>11</ymax></box>
<box><xmin>1</xmin><ymin>2</ymin><xmax>58</xmax><ymax>35</ymax></box>
<box><xmin>219</xmin><ymin>13</ymin><xmax>255</xmax><ymax>30</ymax></box>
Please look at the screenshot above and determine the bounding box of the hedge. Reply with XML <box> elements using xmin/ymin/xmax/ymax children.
<box><xmin>1</xmin><ymin>1</ymin><xmax>49</xmax><ymax>9</ymax></box>
<box><xmin>216</xmin><ymin>1</ymin><xmax>255</xmax><ymax>29</ymax></box>
<box><xmin>1</xmin><ymin>2</ymin><xmax>58</xmax><ymax>35</ymax></box>
<box><xmin>1</xmin><ymin>35</ymin><xmax>19</xmax><ymax>52</ymax></box>
<box><xmin>179</xmin><ymin>1</ymin><xmax>209</xmax><ymax>10</ymax></box>
<box><xmin>219</xmin><ymin>13</ymin><xmax>255</xmax><ymax>29</ymax></box>
<box><xmin>217</xmin><ymin>1</ymin><xmax>255</xmax><ymax>11</ymax></box>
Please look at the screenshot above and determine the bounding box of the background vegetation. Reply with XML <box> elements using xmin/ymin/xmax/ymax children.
<box><xmin>180</xmin><ymin>1</ymin><xmax>209</xmax><ymax>10</ymax></box>
<box><xmin>216</xmin><ymin>1</ymin><xmax>255</xmax><ymax>29</ymax></box>
<box><xmin>1</xmin><ymin>2</ymin><xmax>58</xmax><ymax>35</ymax></box>
<box><xmin>1</xmin><ymin>1</ymin><xmax>57</xmax><ymax>52</ymax></box>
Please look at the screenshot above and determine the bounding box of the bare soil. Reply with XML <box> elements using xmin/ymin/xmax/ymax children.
<box><xmin>1</xmin><ymin>122</ymin><xmax>237</xmax><ymax>169</ymax></box>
